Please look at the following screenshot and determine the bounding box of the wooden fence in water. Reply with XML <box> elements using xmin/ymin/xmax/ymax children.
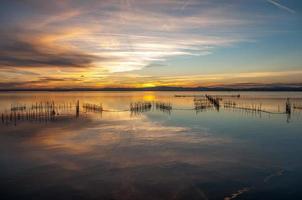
<box><xmin>1</xmin><ymin>96</ymin><xmax>301</xmax><ymax>125</ymax></box>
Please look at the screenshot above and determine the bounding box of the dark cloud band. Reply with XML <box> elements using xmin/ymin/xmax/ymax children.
<box><xmin>0</xmin><ymin>35</ymin><xmax>98</xmax><ymax>68</ymax></box>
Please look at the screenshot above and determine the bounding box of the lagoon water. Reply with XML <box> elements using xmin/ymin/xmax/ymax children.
<box><xmin>0</xmin><ymin>91</ymin><xmax>302</xmax><ymax>200</ymax></box>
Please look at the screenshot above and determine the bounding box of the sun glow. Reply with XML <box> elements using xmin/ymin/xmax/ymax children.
<box><xmin>142</xmin><ymin>83</ymin><xmax>156</xmax><ymax>88</ymax></box>
<box><xmin>0</xmin><ymin>0</ymin><xmax>301</xmax><ymax>89</ymax></box>
<box><xmin>143</xmin><ymin>93</ymin><xmax>156</xmax><ymax>101</ymax></box>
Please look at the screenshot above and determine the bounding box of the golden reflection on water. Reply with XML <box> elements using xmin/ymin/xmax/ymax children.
<box><xmin>18</xmin><ymin>111</ymin><xmax>231</xmax><ymax>170</ymax></box>
<box><xmin>143</xmin><ymin>92</ymin><xmax>156</xmax><ymax>101</ymax></box>
<box><xmin>1</xmin><ymin>92</ymin><xmax>302</xmax><ymax>199</ymax></box>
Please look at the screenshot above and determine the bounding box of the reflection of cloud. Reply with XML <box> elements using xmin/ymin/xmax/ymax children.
<box><xmin>7</xmin><ymin>112</ymin><xmax>230</xmax><ymax>169</ymax></box>
<box><xmin>224</xmin><ymin>187</ymin><xmax>250</xmax><ymax>200</ymax></box>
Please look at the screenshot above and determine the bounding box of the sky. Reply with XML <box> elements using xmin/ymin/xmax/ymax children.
<box><xmin>0</xmin><ymin>0</ymin><xmax>301</xmax><ymax>89</ymax></box>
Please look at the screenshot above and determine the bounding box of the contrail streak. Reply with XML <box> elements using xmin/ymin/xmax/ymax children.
<box><xmin>180</xmin><ymin>0</ymin><xmax>190</xmax><ymax>11</ymax></box>
<box><xmin>267</xmin><ymin>0</ymin><xmax>295</xmax><ymax>14</ymax></box>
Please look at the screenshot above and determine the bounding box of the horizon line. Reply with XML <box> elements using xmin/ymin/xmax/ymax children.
<box><xmin>1</xmin><ymin>85</ymin><xmax>302</xmax><ymax>92</ymax></box>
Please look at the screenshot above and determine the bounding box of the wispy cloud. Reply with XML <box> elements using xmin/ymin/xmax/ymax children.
<box><xmin>267</xmin><ymin>0</ymin><xmax>295</xmax><ymax>14</ymax></box>
<box><xmin>0</xmin><ymin>37</ymin><xmax>98</xmax><ymax>68</ymax></box>
<box><xmin>3</xmin><ymin>70</ymin><xmax>300</xmax><ymax>89</ymax></box>
<box><xmin>0</xmin><ymin>0</ymin><xmax>250</xmax><ymax>73</ymax></box>
<box><xmin>0</xmin><ymin>0</ymin><xmax>300</xmax><ymax>88</ymax></box>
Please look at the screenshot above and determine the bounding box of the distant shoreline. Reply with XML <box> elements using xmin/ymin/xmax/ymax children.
<box><xmin>1</xmin><ymin>86</ymin><xmax>302</xmax><ymax>92</ymax></box>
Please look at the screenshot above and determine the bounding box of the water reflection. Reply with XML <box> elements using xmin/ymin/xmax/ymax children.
<box><xmin>0</xmin><ymin>92</ymin><xmax>302</xmax><ymax>199</ymax></box>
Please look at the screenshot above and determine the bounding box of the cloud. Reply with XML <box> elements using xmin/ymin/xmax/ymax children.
<box><xmin>0</xmin><ymin>0</ymin><xmax>299</xmax><ymax>88</ymax></box>
<box><xmin>0</xmin><ymin>68</ymin><xmax>40</xmax><ymax>76</ymax></box>
<box><xmin>267</xmin><ymin>0</ymin><xmax>295</xmax><ymax>14</ymax></box>
<box><xmin>0</xmin><ymin>76</ymin><xmax>84</xmax><ymax>89</ymax></box>
<box><xmin>145</xmin><ymin>63</ymin><xmax>168</xmax><ymax>68</ymax></box>
<box><xmin>93</xmin><ymin>70</ymin><xmax>302</xmax><ymax>88</ymax></box>
<box><xmin>0</xmin><ymin>0</ymin><xmax>249</xmax><ymax>74</ymax></box>
<box><xmin>0</xmin><ymin>33</ymin><xmax>100</xmax><ymax>69</ymax></box>
<box><xmin>1</xmin><ymin>70</ymin><xmax>302</xmax><ymax>89</ymax></box>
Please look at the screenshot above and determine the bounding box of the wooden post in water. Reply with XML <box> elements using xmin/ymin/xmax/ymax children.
<box><xmin>286</xmin><ymin>98</ymin><xmax>291</xmax><ymax>115</ymax></box>
<box><xmin>76</xmin><ymin>100</ymin><xmax>80</xmax><ymax>117</ymax></box>
<box><xmin>205</xmin><ymin>94</ymin><xmax>220</xmax><ymax>111</ymax></box>
<box><xmin>286</xmin><ymin>98</ymin><xmax>291</xmax><ymax>123</ymax></box>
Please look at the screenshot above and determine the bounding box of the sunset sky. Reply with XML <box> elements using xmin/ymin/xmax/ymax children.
<box><xmin>0</xmin><ymin>0</ymin><xmax>301</xmax><ymax>89</ymax></box>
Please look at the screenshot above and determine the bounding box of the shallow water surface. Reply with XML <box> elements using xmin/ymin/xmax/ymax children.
<box><xmin>1</xmin><ymin>91</ymin><xmax>302</xmax><ymax>200</ymax></box>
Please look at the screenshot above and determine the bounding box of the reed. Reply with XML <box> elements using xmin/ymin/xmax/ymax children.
<box><xmin>1</xmin><ymin>108</ymin><xmax>56</xmax><ymax>125</ymax></box>
<box><xmin>11</xmin><ymin>104</ymin><xmax>26</xmax><ymax>111</ymax></box>
<box><xmin>0</xmin><ymin>101</ymin><xmax>74</xmax><ymax>125</ymax></box>
<box><xmin>130</xmin><ymin>102</ymin><xmax>152</xmax><ymax>112</ymax></box>
<box><xmin>224</xmin><ymin>101</ymin><xmax>264</xmax><ymax>113</ymax></box>
<box><xmin>83</xmin><ymin>102</ymin><xmax>103</xmax><ymax>113</ymax></box>
<box><xmin>194</xmin><ymin>97</ymin><xmax>212</xmax><ymax>111</ymax></box>
<box><xmin>155</xmin><ymin>102</ymin><xmax>172</xmax><ymax>110</ymax></box>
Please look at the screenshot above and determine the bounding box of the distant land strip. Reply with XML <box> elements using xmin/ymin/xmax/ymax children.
<box><xmin>1</xmin><ymin>86</ymin><xmax>302</xmax><ymax>92</ymax></box>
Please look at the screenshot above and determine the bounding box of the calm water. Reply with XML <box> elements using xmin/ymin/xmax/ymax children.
<box><xmin>1</xmin><ymin>91</ymin><xmax>302</xmax><ymax>200</ymax></box>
